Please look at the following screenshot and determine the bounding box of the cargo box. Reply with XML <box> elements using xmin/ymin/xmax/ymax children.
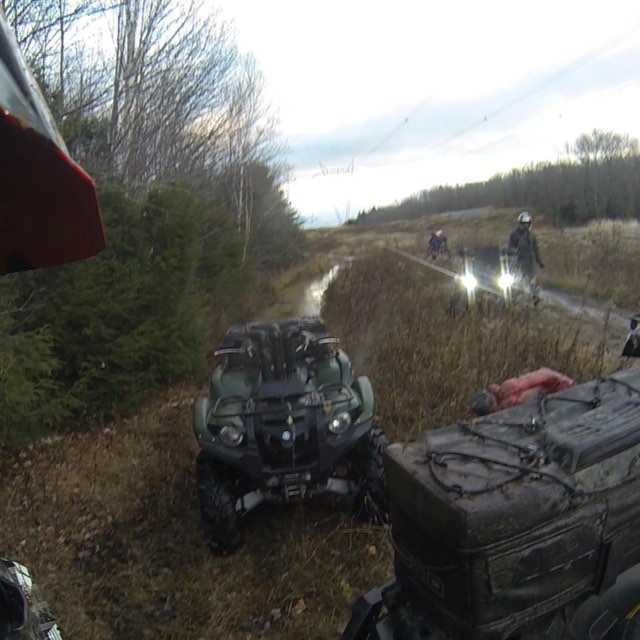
<box><xmin>385</xmin><ymin>367</ymin><xmax>640</xmax><ymax>640</ymax></box>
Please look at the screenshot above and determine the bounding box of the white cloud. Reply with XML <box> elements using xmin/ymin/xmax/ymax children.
<box><xmin>215</xmin><ymin>0</ymin><xmax>640</xmax><ymax>223</ymax></box>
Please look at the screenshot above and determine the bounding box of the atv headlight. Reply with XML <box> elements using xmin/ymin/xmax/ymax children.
<box><xmin>498</xmin><ymin>273</ymin><xmax>514</xmax><ymax>290</ymax></box>
<box><xmin>460</xmin><ymin>272</ymin><xmax>477</xmax><ymax>292</ymax></box>
<box><xmin>218</xmin><ymin>425</ymin><xmax>244</xmax><ymax>447</ymax></box>
<box><xmin>329</xmin><ymin>412</ymin><xmax>351</xmax><ymax>435</ymax></box>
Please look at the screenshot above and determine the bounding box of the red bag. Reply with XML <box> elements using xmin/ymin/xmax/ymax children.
<box><xmin>471</xmin><ymin>367</ymin><xmax>576</xmax><ymax>416</ymax></box>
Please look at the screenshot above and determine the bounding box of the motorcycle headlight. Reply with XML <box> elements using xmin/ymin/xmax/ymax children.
<box><xmin>460</xmin><ymin>272</ymin><xmax>477</xmax><ymax>292</ymax></box>
<box><xmin>328</xmin><ymin>411</ymin><xmax>351</xmax><ymax>435</ymax></box>
<box><xmin>498</xmin><ymin>273</ymin><xmax>514</xmax><ymax>290</ymax></box>
<box><xmin>218</xmin><ymin>425</ymin><xmax>244</xmax><ymax>447</ymax></box>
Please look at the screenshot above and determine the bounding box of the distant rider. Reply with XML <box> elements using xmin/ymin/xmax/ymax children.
<box><xmin>428</xmin><ymin>229</ymin><xmax>448</xmax><ymax>259</ymax></box>
<box><xmin>507</xmin><ymin>211</ymin><xmax>544</xmax><ymax>302</ymax></box>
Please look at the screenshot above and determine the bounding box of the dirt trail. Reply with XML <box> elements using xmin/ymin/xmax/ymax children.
<box><xmin>540</xmin><ymin>286</ymin><xmax>630</xmax><ymax>334</ymax></box>
<box><xmin>538</xmin><ymin>285</ymin><xmax>633</xmax><ymax>360</ymax></box>
<box><xmin>260</xmin><ymin>264</ymin><xmax>341</xmax><ymax>320</ymax></box>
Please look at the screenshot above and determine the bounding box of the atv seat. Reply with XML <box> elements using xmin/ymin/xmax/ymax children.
<box><xmin>219</xmin><ymin>317</ymin><xmax>337</xmax><ymax>383</ymax></box>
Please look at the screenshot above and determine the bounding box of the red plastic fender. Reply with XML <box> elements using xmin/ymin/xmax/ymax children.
<box><xmin>0</xmin><ymin>110</ymin><xmax>106</xmax><ymax>274</ymax></box>
<box><xmin>471</xmin><ymin>367</ymin><xmax>576</xmax><ymax>416</ymax></box>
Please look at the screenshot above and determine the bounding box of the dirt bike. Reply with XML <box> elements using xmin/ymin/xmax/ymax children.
<box><xmin>426</xmin><ymin>241</ymin><xmax>451</xmax><ymax>260</ymax></box>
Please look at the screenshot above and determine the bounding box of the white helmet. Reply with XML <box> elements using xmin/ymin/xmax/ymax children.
<box><xmin>518</xmin><ymin>211</ymin><xmax>532</xmax><ymax>224</ymax></box>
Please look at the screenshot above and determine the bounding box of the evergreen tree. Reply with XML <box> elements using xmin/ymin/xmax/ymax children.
<box><xmin>12</xmin><ymin>187</ymin><xmax>211</xmax><ymax>419</ymax></box>
<box><xmin>0</xmin><ymin>279</ymin><xmax>63</xmax><ymax>445</ymax></box>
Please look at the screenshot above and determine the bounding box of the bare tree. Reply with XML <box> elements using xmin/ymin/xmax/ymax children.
<box><xmin>5</xmin><ymin>0</ymin><xmax>297</xmax><ymax>249</ymax></box>
<box><xmin>108</xmin><ymin>0</ymin><xmax>248</xmax><ymax>190</ymax></box>
<box><xmin>217</xmin><ymin>56</ymin><xmax>284</xmax><ymax>262</ymax></box>
<box><xmin>3</xmin><ymin>0</ymin><xmax>105</xmax><ymax>107</ymax></box>
<box><xmin>567</xmin><ymin>129</ymin><xmax>640</xmax><ymax>218</ymax></box>
<box><xmin>571</xmin><ymin>129</ymin><xmax>639</xmax><ymax>164</ymax></box>
<box><xmin>2</xmin><ymin>0</ymin><xmax>59</xmax><ymax>66</ymax></box>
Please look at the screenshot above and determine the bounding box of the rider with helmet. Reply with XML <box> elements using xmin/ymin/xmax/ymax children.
<box><xmin>507</xmin><ymin>211</ymin><xmax>544</xmax><ymax>302</ymax></box>
<box><xmin>427</xmin><ymin>229</ymin><xmax>449</xmax><ymax>259</ymax></box>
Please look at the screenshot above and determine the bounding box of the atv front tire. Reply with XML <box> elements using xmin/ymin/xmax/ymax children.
<box><xmin>350</xmin><ymin>427</ymin><xmax>389</xmax><ymax>525</ymax></box>
<box><xmin>196</xmin><ymin>453</ymin><xmax>243</xmax><ymax>556</ymax></box>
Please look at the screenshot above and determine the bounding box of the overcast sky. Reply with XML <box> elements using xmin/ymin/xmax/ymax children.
<box><xmin>215</xmin><ymin>0</ymin><xmax>640</xmax><ymax>226</ymax></box>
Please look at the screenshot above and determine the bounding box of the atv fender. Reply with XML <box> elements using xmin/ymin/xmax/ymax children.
<box><xmin>193</xmin><ymin>396</ymin><xmax>211</xmax><ymax>441</ymax></box>
<box><xmin>352</xmin><ymin>376</ymin><xmax>375</xmax><ymax>423</ymax></box>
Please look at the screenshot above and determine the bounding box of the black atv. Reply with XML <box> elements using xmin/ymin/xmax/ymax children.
<box><xmin>342</xmin><ymin>366</ymin><xmax>640</xmax><ymax>640</ymax></box>
<box><xmin>448</xmin><ymin>245</ymin><xmax>514</xmax><ymax>315</ymax></box>
<box><xmin>193</xmin><ymin>316</ymin><xmax>388</xmax><ymax>556</ymax></box>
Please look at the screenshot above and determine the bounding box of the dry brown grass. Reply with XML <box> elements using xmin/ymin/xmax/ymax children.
<box><xmin>542</xmin><ymin>220</ymin><xmax>640</xmax><ymax>308</ymax></box>
<box><xmin>322</xmin><ymin>250</ymin><xmax>626</xmax><ymax>441</ymax></box>
<box><xmin>1</xmin><ymin>384</ymin><xmax>393</xmax><ymax>639</ymax></box>
<box><xmin>305</xmin><ymin>221</ymin><xmax>423</xmax><ymax>257</ymax></box>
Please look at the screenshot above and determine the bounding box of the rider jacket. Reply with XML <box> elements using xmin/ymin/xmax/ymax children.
<box><xmin>507</xmin><ymin>224</ymin><xmax>542</xmax><ymax>275</ymax></box>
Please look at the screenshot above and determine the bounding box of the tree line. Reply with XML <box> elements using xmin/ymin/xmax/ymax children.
<box><xmin>352</xmin><ymin>129</ymin><xmax>640</xmax><ymax>227</ymax></box>
<box><xmin>0</xmin><ymin>0</ymin><xmax>306</xmax><ymax>444</ymax></box>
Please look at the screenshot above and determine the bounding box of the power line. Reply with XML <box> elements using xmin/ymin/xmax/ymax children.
<box><xmin>306</xmin><ymin>22</ymin><xmax>640</xmax><ymax>218</ymax></box>
<box><xmin>400</xmin><ymin>21</ymin><xmax>640</xmax><ymax>165</ymax></box>
<box><xmin>312</xmin><ymin>95</ymin><xmax>435</xmax><ymax>179</ymax></box>
<box><xmin>356</xmin><ymin>95</ymin><xmax>434</xmax><ymax>166</ymax></box>
<box><xmin>311</xmin><ymin>96</ymin><xmax>433</xmax><ymax>219</ymax></box>
<box><xmin>462</xmin><ymin>78</ymin><xmax>640</xmax><ymax>158</ymax></box>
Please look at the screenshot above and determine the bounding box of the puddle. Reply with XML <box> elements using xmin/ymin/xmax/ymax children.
<box><xmin>261</xmin><ymin>264</ymin><xmax>342</xmax><ymax>320</ymax></box>
<box><xmin>296</xmin><ymin>264</ymin><xmax>341</xmax><ymax>316</ymax></box>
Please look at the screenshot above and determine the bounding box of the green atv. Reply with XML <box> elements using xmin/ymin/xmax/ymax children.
<box><xmin>193</xmin><ymin>316</ymin><xmax>388</xmax><ymax>556</ymax></box>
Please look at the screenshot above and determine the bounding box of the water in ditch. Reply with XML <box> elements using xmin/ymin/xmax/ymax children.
<box><xmin>261</xmin><ymin>263</ymin><xmax>341</xmax><ymax>320</ymax></box>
